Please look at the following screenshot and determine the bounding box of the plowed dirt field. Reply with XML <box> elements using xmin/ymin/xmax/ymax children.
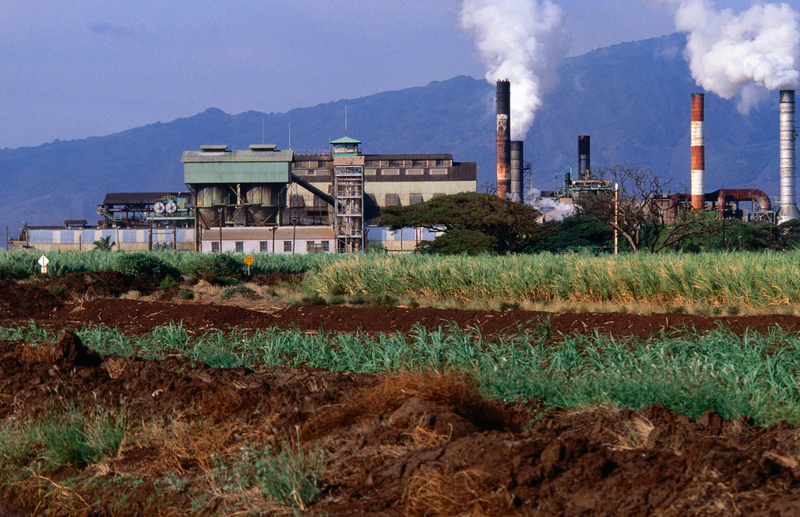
<box><xmin>2</xmin><ymin>271</ymin><xmax>800</xmax><ymax>516</ymax></box>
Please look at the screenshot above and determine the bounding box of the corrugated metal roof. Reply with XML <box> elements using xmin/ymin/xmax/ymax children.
<box><xmin>181</xmin><ymin>149</ymin><xmax>294</xmax><ymax>163</ymax></box>
<box><xmin>329</xmin><ymin>136</ymin><xmax>361</xmax><ymax>145</ymax></box>
<box><xmin>102</xmin><ymin>192</ymin><xmax>182</xmax><ymax>205</ymax></box>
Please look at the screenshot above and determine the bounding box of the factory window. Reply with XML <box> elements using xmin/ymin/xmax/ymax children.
<box><xmin>315</xmin><ymin>169</ymin><xmax>330</xmax><ymax>176</ymax></box>
<box><xmin>235</xmin><ymin>241</ymin><xmax>244</xmax><ymax>253</ymax></box>
<box><xmin>260</xmin><ymin>241</ymin><xmax>269</xmax><ymax>252</ymax></box>
<box><xmin>436</xmin><ymin>159</ymin><xmax>452</xmax><ymax>167</ymax></box>
<box><xmin>322</xmin><ymin>241</ymin><xmax>330</xmax><ymax>252</ymax></box>
<box><xmin>305</xmin><ymin>170</ymin><xmax>316</xmax><ymax>176</ymax></box>
<box><xmin>211</xmin><ymin>242</ymin><xmax>220</xmax><ymax>253</ymax></box>
<box><xmin>409</xmin><ymin>193</ymin><xmax>423</xmax><ymax>205</ymax></box>
<box><xmin>406</xmin><ymin>168</ymin><xmax>424</xmax><ymax>176</ymax></box>
<box><xmin>385</xmin><ymin>193</ymin><xmax>401</xmax><ymax>207</ymax></box>
<box><xmin>429</xmin><ymin>168</ymin><xmax>448</xmax><ymax>175</ymax></box>
<box><xmin>381</xmin><ymin>168</ymin><xmax>400</xmax><ymax>176</ymax></box>
<box><xmin>367</xmin><ymin>160</ymin><xmax>388</xmax><ymax>168</ymax></box>
<box><xmin>307</xmin><ymin>241</ymin><xmax>324</xmax><ymax>253</ymax></box>
<box><xmin>284</xmin><ymin>241</ymin><xmax>292</xmax><ymax>252</ymax></box>
<box><xmin>390</xmin><ymin>159</ymin><xmax>412</xmax><ymax>168</ymax></box>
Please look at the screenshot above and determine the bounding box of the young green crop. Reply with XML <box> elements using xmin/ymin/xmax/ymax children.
<box><xmin>0</xmin><ymin>320</ymin><xmax>783</xmax><ymax>427</ymax></box>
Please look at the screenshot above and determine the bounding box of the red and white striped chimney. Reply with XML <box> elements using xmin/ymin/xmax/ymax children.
<box><xmin>691</xmin><ymin>93</ymin><xmax>705</xmax><ymax>210</ymax></box>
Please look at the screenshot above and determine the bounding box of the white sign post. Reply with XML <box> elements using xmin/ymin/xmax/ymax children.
<box><xmin>38</xmin><ymin>254</ymin><xmax>49</xmax><ymax>274</ymax></box>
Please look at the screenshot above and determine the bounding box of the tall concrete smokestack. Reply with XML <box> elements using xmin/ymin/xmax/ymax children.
<box><xmin>778</xmin><ymin>90</ymin><xmax>800</xmax><ymax>224</ymax></box>
<box><xmin>496</xmin><ymin>80</ymin><xmax>511</xmax><ymax>199</ymax></box>
<box><xmin>510</xmin><ymin>141</ymin><xmax>523</xmax><ymax>202</ymax></box>
<box><xmin>578</xmin><ymin>135</ymin><xmax>590</xmax><ymax>179</ymax></box>
<box><xmin>691</xmin><ymin>93</ymin><xmax>705</xmax><ymax>210</ymax></box>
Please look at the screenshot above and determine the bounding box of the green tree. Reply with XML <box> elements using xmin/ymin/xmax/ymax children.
<box><xmin>530</xmin><ymin>215</ymin><xmax>614</xmax><ymax>253</ymax></box>
<box><xmin>576</xmin><ymin>164</ymin><xmax>719</xmax><ymax>252</ymax></box>
<box><xmin>92</xmin><ymin>236</ymin><xmax>115</xmax><ymax>252</ymax></box>
<box><xmin>379</xmin><ymin>192</ymin><xmax>545</xmax><ymax>254</ymax></box>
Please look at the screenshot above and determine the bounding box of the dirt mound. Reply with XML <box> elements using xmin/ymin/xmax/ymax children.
<box><xmin>0</xmin><ymin>280</ymin><xmax>61</xmax><ymax>318</ymax></box>
<box><xmin>49</xmin><ymin>270</ymin><xmax>161</xmax><ymax>298</ymax></box>
<box><xmin>1</xmin><ymin>330</ymin><xmax>800</xmax><ymax>515</ymax></box>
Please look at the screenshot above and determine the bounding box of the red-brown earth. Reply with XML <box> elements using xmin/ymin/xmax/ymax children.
<box><xmin>1</xmin><ymin>271</ymin><xmax>800</xmax><ymax>516</ymax></box>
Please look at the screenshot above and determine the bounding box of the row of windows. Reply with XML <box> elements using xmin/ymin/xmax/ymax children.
<box><xmin>294</xmin><ymin>159</ymin><xmax>452</xmax><ymax>170</ymax></box>
<box><xmin>365</xmin><ymin>159</ymin><xmax>452</xmax><ymax>168</ymax></box>
<box><xmin>210</xmin><ymin>240</ymin><xmax>330</xmax><ymax>253</ymax></box>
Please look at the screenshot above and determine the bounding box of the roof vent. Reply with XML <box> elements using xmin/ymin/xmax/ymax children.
<box><xmin>201</xmin><ymin>145</ymin><xmax>228</xmax><ymax>152</ymax></box>
<box><xmin>250</xmin><ymin>144</ymin><xmax>277</xmax><ymax>152</ymax></box>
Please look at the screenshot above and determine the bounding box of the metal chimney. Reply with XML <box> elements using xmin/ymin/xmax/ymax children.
<box><xmin>510</xmin><ymin>141</ymin><xmax>523</xmax><ymax>202</ymax></box>
<box><xmin>578</xmin><ymin>135</ymin><xmax>590</xmax><ymax>179</ymax></box>
<box><xmin>691</xmin><ymin>93</ymin><xmax>705</xmax><ymax>210</ymax></box>
<box><xmin>778</xmin><ymin>90</ymin><xmax>800</xmax><ymax>223</ymax></box>
<box><xmin>496</xmin><ymin>80</ymin><xmax>511</xmax><ymax>199</ymax></box>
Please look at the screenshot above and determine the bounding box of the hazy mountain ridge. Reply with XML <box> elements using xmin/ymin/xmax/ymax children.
<box><xmin>0</xmin><ymin>32</ymin><xmax>787</xmax><ymax>238</ymax></box>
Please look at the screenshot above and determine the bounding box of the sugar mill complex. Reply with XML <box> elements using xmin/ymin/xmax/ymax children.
<box><xmin>12</xmin><ymin>136</ymin><xmax>477</xmax><ymax>254</ymax></box>
<box><xmin>11</xmin><ymin>79</ymin><xmax>799</xmax><ymax>254</ymax></box>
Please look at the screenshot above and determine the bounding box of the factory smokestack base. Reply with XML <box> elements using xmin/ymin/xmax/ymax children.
<box><xmin>578</xmin><ymin>135</ymin><xmax>590</xmax><ymax>179</ymax></box>
<box><xmin>510</xmin><ymin>141</ymin><xmax>523</xmax><ymax>202</ymax></box>
<box><xmin>778</xmin><ymin>90</ymin><xmax>800</xmax><ymax>224</ymax></box>
<box><xmin>691</xmin><ymin>93</ymin><xmax>705</xmax><ymax>211</ymax></box>
<box><xmin>496</xmin><ymin>80</ymin><xmax>511</xmax><ymax>199</ymax></box>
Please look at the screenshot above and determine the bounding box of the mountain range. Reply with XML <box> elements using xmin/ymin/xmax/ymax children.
<box><xmin>0</xmin><ymin>32</ymin><xmax>788</xmax><ymax>242</ymax></box>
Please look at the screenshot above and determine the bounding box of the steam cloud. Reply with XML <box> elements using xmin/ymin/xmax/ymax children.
<box><xmin>527</xmin><ymin>188</ymin><xmax>575</xmax><ymax>221</ymax></box>
<box><xmin>669</xmin><ymin>0</ymin><xmax>800</xmax><ymax>110</ymax></box>
<box><xmin>460</xmin><ymin>0</ymin><xmax>571</xmax><ymax>140</ymax></box>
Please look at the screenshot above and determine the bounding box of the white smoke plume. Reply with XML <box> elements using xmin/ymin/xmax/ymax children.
<box><xmin>527</xmin><ymin>188</ymin><xmax>575</xmax><ymax>221</ymax></box>
<box><xmin>669</xmin><ymin>0</ymin><xmax>800</xmax><ymax>111</ymax></box>
<box><xmin>460</xmin><ymin>0</ymin><xmax>571</xmax><ymax>140</ymax></box>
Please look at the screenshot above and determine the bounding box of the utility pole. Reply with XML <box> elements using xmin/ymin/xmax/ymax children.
<box><xmin>614</xmin><ymin>183</ymin><xmax>619</xmax><ymax>255</ymax></box>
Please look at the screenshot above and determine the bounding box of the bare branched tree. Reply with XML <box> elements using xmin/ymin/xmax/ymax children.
<box><xmin>575</xmin><ymin>164</ymin><xmax>719</xmax><ymax>252</ymax></box>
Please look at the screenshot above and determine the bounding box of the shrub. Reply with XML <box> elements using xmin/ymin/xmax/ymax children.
<box><xmin>115</xmin><ymin>253</ymin><xmax>181</xmax><ymax>279</ymax></box>
<box><xmin>251</xmin><ymin>435</ymin><xmax>322</xmax><ymax>509</ymax></box>
<box><xmin>41</xmin><ymin>404</ymin><xmax>125</xmax><ymax>468</ymax></box>
<box><xmin>222</xmin><ymin>285</ymin><xmax>258</xmax><ymax>300</ymax></box>
<box><xmin>49</xmin><ymin>285</ymin><xmax>69</xmax><ymax>300</ymax></box>
<box><xmin>158</xmin><ymin>275</ymin><xmax>180</xmax><ymax>290</ymax></box>
<box><xmin>178</xmin><ymin>289</ymin><xmax>195</xmax><ymax>300</ymax></box>
<box><xmin>182</xmin><ymin>253</ymin><xmax>244</xmax><ymax>280</ymax></box>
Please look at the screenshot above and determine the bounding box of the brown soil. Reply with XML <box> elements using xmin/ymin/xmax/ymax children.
<box><xmin>2</xmin><ymin>272</ymin><xmax>800</xmax><ymax>516</ymax></box>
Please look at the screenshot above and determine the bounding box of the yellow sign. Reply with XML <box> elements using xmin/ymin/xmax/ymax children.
<box><xmin>244</xmin><ymin>255</ymin><xmax>254</xmax><ymax>266</ymax></box>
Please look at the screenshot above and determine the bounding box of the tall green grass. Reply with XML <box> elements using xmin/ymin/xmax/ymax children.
<box><xmin>307</xmin><ymin>251</ymin><xmax>800</xmax><ymax>308</ymax></box>
<box><xmin>7</xmin><ymin>248</ymin><xmax>800</xmax><ymax>307</ymax></box>
<box><xmin>11</xmin><ymin>321</ymin><xmax>791</xmax><ymax>427</ymax></box>
<box><xmin>0</xmin><ymin>249</ymin><xmax>338</xmax><ymax>281</ymax></box>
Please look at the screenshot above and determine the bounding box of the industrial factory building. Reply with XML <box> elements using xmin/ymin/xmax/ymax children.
<box><xmin>495</xmin><ymin>77</ymin><xmax>794</xmax><ymax>225</ymax></box>
<box><xmin>11</xmin><ymin>137</ymin><xmax>476</xmax><ymax>253</ymax></box>
<box><xmin>12</xmin><ymin>79</ymin><xmax>798</xmax><ymax>254</ymax></box>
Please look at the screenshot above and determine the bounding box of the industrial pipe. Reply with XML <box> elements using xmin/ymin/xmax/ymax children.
<box><xmin>496</xmin><ymin>80</ymin><xmax>511</xmax><ymax>199</ymax></box>
<box><xmin>714</xmin><ymin>188</ymin><xmax>772</xmax><ymax>218</ymax></box>
<box><xmin>668</xmin><ymin>193</ymin><xmax>692</xmax><ymax>221</ymax></box>
<box><xmin>691</xmin><ymin>93</ymin><xmax>705</xmax><ymax>210</ymax></box>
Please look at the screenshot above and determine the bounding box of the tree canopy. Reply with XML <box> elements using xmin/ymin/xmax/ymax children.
<box><xmin>378</xmin><ymin>192</ymin><xmax>545</xmax><ymax>254</ymax></box>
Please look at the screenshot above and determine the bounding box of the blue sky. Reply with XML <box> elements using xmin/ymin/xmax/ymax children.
<box><xmin>0</xmin><ymin>0</ymin><xmax>756</xmax><ymax>149</ymax></box>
